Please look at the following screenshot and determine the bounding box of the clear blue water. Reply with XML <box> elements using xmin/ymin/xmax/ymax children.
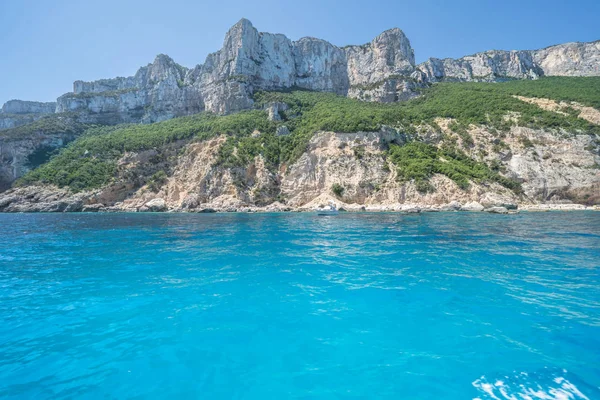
<box><xmin>0</xmin><ymin>212</ymin><xmax>599</xmax><ymax>399</ymax></box>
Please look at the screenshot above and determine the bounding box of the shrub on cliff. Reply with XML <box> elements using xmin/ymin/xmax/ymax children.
<box><xmin>387</xmin><ymin>142</ymin><xmax>521</xmax><ymax>193</ymax></box>
<box><xmin>14</xmin><ymin>77</ymin><xmax>598</xmax><ymax>192</ymax></box>
<box><xmin>331</xmin><ymin>183</ymin><xmax>345</xmax><ymax>197</ymax></box>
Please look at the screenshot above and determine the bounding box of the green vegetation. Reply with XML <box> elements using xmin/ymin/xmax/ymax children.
<box><xmin>331</xmin><ymin>183</ymin><xmax>345</xmax><ymax>197</ymax></box>
<box><xmin>255</xmin><ymin>77</ymin><xmax>600</xmax><ymax>163</ymax></box>
<box><xmin>491</xmin><ymin>77</ymin><xmax>600</xmax><ymax>109</ymax></box>
<box><xmin>14</xmin><ymin>77</ymin><xmax>599</xmax><ymax>192</ymax></box>
<box><xmin>387</xmin><ymin>142</ymin><xmax>521</xmax><ymax>193</ymax></box>
<box><xmin>17</xmin><ymin>110</ymin><xmax>274</xmax><ymax>191</ymax></box>
<box><xmin>148</xmin><ymin>170</ymin><xmax>168</xmax><ymax>192</ymax></box>
<box><xmin>1</xmin><ymin>114</ymin><xmax>89</xmax><ymax>140</ymax></box>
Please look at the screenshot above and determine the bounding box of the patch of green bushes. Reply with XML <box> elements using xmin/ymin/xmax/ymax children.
<box><xmin>17</xmin><ymin>110</ymin><xmax>275</xmax><ymax>191</ymax></box>
<box><xmin>148</xmin><ymin>170</ymin><xmax>168</xmax><ymax>192</ymax></box>
<box><xmin>1</xmin><ymin>114</ymin><xmax>90</xmax><ymax>140</ymax></box>
<box><xmin>15</xmin><ymin>77</ymin><xmax>599</xmax><ymax>192</ymax></box>
<box><xmin>331</xmin><ymin>183</ymin><xmax>345</xmax><ymax>197</ymax></box>
<box><xmin>387</xmin><ymin>142</ymin><xmax>521</xmax><ymax>193</ymax></box>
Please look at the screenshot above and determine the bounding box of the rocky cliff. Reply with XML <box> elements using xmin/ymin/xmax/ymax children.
<box><xmin>1</xmin><ymin>120</ymin><xmax>598</xmax><ymax>213</ymax></box>
<box><xmin>1</xmin><ymin>20</ymin><xmax>599</xmax><ymax>210</ymax></box>
<box><xmin>3</xmin><ymin>19</ymin><xmax>599</xmax><ymax>124</ymax></box>
<box><xmin>53</xmin><ymin>19</ymin><xmax>417</xmax><ymax>121</ymax></box>
<box><xmin>40</xmin><ymin>21</ymin><xmax>600</xmax><ymax>123</ymax></box>
<box><xmin>0</xmin><ymin>100</ymin><xmax>57</xmax><ymax>130</ymax></box>
<box><xmin>415</xmin><ymin>41</ymin><xmax>600</xmax><ymax>83</ymax></box>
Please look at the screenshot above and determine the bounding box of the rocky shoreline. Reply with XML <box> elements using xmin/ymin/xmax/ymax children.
<box><xmin>1</xmin><ymin>186</ymin><xmax>597</xmax><ymax>214</ymax></box>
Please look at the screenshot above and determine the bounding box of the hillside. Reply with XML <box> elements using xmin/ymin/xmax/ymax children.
<box><xmin>1</xmin><ymin>77</ymin><xmax>599</xmax><ymax>212</ymax></box>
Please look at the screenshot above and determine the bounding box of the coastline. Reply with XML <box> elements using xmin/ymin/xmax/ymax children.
<box><xmin>1</xmin><ymin>201</ymin><xmax>598</xmax><ymax>214</ymax></box>
<box><xmin>1</xmin><ymin>185</ymin><xmax>598</xmax><ymax>214</ymax></box>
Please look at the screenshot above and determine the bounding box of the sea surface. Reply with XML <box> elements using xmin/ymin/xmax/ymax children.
<box><xmin>0</xmin><ymin>212</ymin><xmax>599</xmax><ymax>399</ymax></box>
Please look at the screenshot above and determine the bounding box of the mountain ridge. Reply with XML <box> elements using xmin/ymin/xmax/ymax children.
<box><xmin>0</xmin><ymin>20</ymin><xmax>599</xmax><ymax>211</ymax></box>
<box><xmin>2</xmin><ymin>19</ymin><xmax>598</xmax><ymax>128</ymax></box>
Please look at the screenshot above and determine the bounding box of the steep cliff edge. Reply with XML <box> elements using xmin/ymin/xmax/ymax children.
<box><xmin>416</xmin><ymin>41</ymin><xmax>600</xmax><ymax>83</ymax></box>
<box><xmin>53</xmin><ymin>19</ymin><xmax>417</xmax><ymax>121</ymax></box>
<box><xmin>20</xmin><ymin>18</ymin><xmax>597</xmax><ymax>125</ymax></box>
<box><xmin>0</xmin><ymin>115</ymin><xmax>92</xmax><ymax>191</ymax></box>
<box><xmin>0</xmin><ymin>100</ymin><xmax>57</xmax><ymax>130</ymax></box>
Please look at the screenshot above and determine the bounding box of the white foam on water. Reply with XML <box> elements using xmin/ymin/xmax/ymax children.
<box><xmin>472</xmin><ymin>371</ymin><xmax>590</xmax><ymax>400</ymax></box>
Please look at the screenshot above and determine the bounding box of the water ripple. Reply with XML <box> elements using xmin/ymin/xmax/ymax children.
<box><xmin>0</xmin><ymin>212</ymin><xmax>599</xmax><ymax>399</ymax></box>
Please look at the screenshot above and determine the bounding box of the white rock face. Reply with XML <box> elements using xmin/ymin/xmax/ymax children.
<box><xmin>417</xmin><ymin>41</ymin><xmax>600</xmax><ymax>82</ymax></box>
<box><xmin>461</xmin><ymin>201</ymin><xmax>485</xmax><ymax>212</ymax></box>
<box><xmin>144</xmin><ymin>198</ymin><xmax>166</xmax><ymax>211</ymax></box>
<box><xmin>345</xmin><ymin>28</ymin><xmax>415</xmax><ymax>86</ymax></box>
<box><xmin>56</xmin><ymin>54</ymin><xmax>202</xmax><ymax>124</ymax></box>
<box><xmin>4</xmin><ymin>20</ymin><xmax>600</xmax><ymax>125</ymax></box>
<box><xmin>0</xmin><ymin>100</ymin><xmax>57</xmax><ymax>130</ymax></box>
<box><xmin>1</xmin><ymin>100</ymin><xmax>56</xmax><ymax>114</ymax></box>
<box><xmin>52</xmin><ymin>19</ymin><xmax>418</xmax><ymax>120</ymax></box>
<box><xmin>534</xmin><ymin>41</ymin><xmax>600</xmax><ymax>76</ymax></box>
<box><xmin>293</xmin><ymin>37</ymin><xmax>349</xmax><ymax>93</ymax></box>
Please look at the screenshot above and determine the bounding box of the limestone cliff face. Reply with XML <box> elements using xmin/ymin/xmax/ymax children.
<box><xmin>0</xmin><ymin>100</ymin><xmax>57</xmax><ymax>130</ymax></box>
<box><xmin>2</xmin><ymin>100</ymin><xmax>56</xmax><ymax>114</ymax></box>
<box><xmin>53</xmin><ymin>19</ymin><xmax>417</xmax><ymax>120</ymax></box>
<box><xmin>4</xmin><ymin>20</ymin><xmax>599</xmax><ymax>123</ymax></box>
<box><xmin>534</xmin><ymin>41</ymin><xmax>600</xmax><ymax>76</ymax></box>
<box><xmin>56</xmin><ymin>54</ymin><xmax>202</xmax><ymax>124</ymax></box>
<box><xmin>416</xmin><ymin>41</ymin><xmax>600</xmax><ymax>83</ymax></box>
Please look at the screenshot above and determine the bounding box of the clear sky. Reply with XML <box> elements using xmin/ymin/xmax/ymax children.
<box><xmin>1</xmin><ymin>0</ymin><xmax>598</xmax><ymax>106</ymax></box>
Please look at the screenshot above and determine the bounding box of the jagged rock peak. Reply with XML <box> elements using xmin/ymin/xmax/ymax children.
<box><xmin>35</xmin><ymin>19</ymin><xmax>600</xmax><ymax>122</ymax></box>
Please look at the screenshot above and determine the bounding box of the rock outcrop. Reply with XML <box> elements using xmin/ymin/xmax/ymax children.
<box><xmin>0</xmin><ymin>130</ymin><xmax>79</xmax><ymax>192</ymax></box>
<box><xmin>2</xmin><ymin>118</ymin><xmax>597</xmax><ymax>212</ymax></box>
<box><xmin>0</xmin><ymin>100</ymin><xmax>57</xmax><ymax>130</ymax></box>
<box><xmin>56</xmin><ymin>54</ymin><xmax>202</xmax><ymax>124</ymax></box>
<box><xmin>53</xmin><ymin>19</ymin><xmax>417</xmax><ymax>120</ymax></box>
<box><xmin>3</xmin><ymin>20</ymin><xmax>600</xmax><ymax>124</ymax></box>
<box><xmin>415</xmin><ymin>41</ymin><xmax>600</xmax><ymax>83</ymax></box>
<box><xmin>0</xmin><ymin>115</ymin><xmax>86</xmax><ymax>191</ymax></box>
<box><xmin>2</xmin><ymin>100</ymin><xmax>56</xmax><ymax>115</ymax></box>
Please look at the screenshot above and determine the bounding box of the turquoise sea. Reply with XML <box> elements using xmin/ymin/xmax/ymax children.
<box><xmin>0</xmin><ymin>212</ymin><xmax>599</xmax><ymax>399</ymax></box>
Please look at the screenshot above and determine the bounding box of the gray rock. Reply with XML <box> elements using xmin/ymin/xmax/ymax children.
<box><xmin>64</xmin><ymin>200</ymin><xmax>83</xmax><ymax>212</ymax></box>
<box><xmin>485</xmin><ymin>206</ymin><xmax>509</xmax><ymax>214</ymax></box>
<box><xmin>441</xmin><ymin>201</ymin><xmax>462</xmax><ymax>211</ymax></box>
<box><xmin>264</xmin><ymin>102</ymin><xmax>289</xmax><ymax>121</ymax></box>
<box><xmin>416</xmin><ymin>41</ymin><xmax>600</xmax><ymax>83</ymax></box>
<box><xmin>0</xmin><ymin>115</ymin><xmax>84</xmax><ymax>190</ymax></box>
<box><xmin>0</xmin><ymin>195</ymin><xmax>18</xmax><ymax>209</ymax></box>
<box><xmin>276</xmin><ymin>126</ymin><xmax>290</xmax><ymax>136</ymax></box>
<box><xmin>181</xmin><ymin>194</ymin><xmax>200</xmax><ymax>210</ymax></box>
<box><xmin>145</xmin><ymin>198</ymin><xmax>167</xmax><ymax>212</ymax></box>
<box><xmin>1</xmin><ymin>100</ymin><xmax>56</xmax><ymax>115</ymax></box>
<box><xmin>82</xmin><ymin>204</ymin><xmax>105</xmax><ymax>212</ymax></box>
<box><xmin>5</xmin><ymin>20</ymin><xmax>599</xmax><ymax>128</ymax></box>
<box><xmin>0</xmin><ymin>101</ymin><xmax>57</xmax><ymax>130</ymax></box>
<box><xmin>461</xmin><ymin>201</ymin><xmax>485</xmax><ymax>212</ymax></box>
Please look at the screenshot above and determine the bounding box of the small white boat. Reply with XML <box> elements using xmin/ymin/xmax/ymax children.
<box><xmin>316</xmin><ymin>201</ymin><xmax>339</xmax><ymax>216</ymax></box>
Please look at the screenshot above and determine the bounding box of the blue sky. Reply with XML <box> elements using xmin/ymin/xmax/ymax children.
<box><xmin>1</xmin><ymin>0</ymin><xmax>598</xmax><ymax>105</ymax></box>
